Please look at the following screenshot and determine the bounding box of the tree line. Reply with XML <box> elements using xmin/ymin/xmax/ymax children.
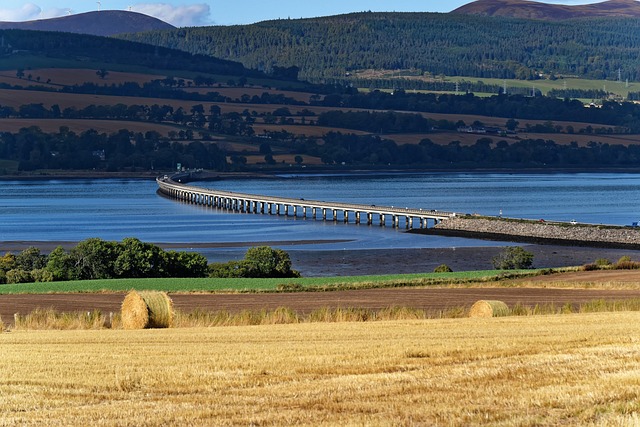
<box><xmin>301</xmin><ymin>133</ymin><xmax>640</xmax><ymax>168</ymax></box>
<box><xmin>0</xmin><ymin>238</ymin><xmax>208</xmax><ymax>284</ymax></box>
<box><xmin>0</xmin><ymin>126</ymin><xmax>228</xmax><ymax>172</ymax></box>
<box><xmin>0</xmin><ymin>241</ymin><xmax>299</xmax><ymax>284</ymax></box>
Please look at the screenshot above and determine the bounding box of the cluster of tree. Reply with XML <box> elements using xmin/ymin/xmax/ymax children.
<box><xmin>208</xmin><ymin>246</ymin><xmax>300</xmax><ymax>278</ymax></box>
<box><xmin>0</xmin><ymin>238</ymin><xmax>209</xmax><ymax>284</ymax></box>
<box><xmin>303</xmin><ymin>133</ymin><xmax>640</xmax><ymax>168</ymax></box>
<box><xmin>331</xmin><ymin>77</ymin><xmax>537</xmax><ymax>97</ymax></box>
<box><xmin>492</xmin><ymin>247</ymin><xmax>534</xmax><ymax>270</ymax></box>
<box><xmin>121</xmin><ymin>12</ymin><xmax>640</xmax><ymax>82</ymax></box>
<box><xmin>314</xmin><ymin>91</ymin><xmax>640</xmax><ymax>133</ymax></box>
<box><xmin>547</xmin><ymin>88</ymin><xmax>609</xmax><ymax>100</ymax></box>
<box><xmin>316</xmin><ymin>111</ymin><xmax>432</xmax><ymax>133</ymax></box>
<box><xmin>0</xmin><ymin>126</ymin><xmax>228</xmax><ymax>172</ymax></box>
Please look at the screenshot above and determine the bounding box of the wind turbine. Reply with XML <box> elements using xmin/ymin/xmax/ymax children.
<box><xmin>66</xmin><ymin>9</ymin><xmax>71</xmax><ymax>15</ymax></box>
<box><xmin>96</xmin><ymin>1</ymin><xmax>101</xmax><ymax>11</ymax></box>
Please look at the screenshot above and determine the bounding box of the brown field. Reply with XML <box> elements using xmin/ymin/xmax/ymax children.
<box><xmin>253</xmin><ymin>124</ymin><xmax>368</xmax><ymax>137</ymax></box>
<box><xmin>184</xmin><ymin>86</ymin><xmax>317</xmax><ymax>103</ymax></box>
<box><xmin>2</xmin><ymin>311</ymin><xmax>640</xmax><ymax>425</ymax></box>
<box><xmin>0</xmin><ymin>118</ymin><xmax>178</xmax><ymax>135</ymax></box>
<box><xmin>3</xmin><ymin>282</ymin><xmax>640</xmax><ymax>325</ymax></box>
<box><xmin>0</xmin><ymin>69</ymin><xmax>166</xmax><ymax>87</ymax></box>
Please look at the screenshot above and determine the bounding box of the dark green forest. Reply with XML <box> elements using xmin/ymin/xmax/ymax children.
<box><xmin>119</xmin><ymin>12</ymin><xmax>640</xmax><ymax>82</ymax></box>
<box><xmin>0</xmin><ymin>29</ymin><xmax>271</xmax><ymax>82</ymax></box>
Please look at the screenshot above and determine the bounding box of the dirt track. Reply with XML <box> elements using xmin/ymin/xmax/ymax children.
<box><xmin>2</xmin><ymin>270</ymin><xmax>640</xmax><ymax>326</ymax></box>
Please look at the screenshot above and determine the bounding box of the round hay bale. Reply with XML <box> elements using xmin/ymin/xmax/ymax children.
<box><xmin>121</xmin><ymin>290</ymin><xmax>174</xmax><ymax>329</ymax></box>
<box><xmin>468</xmin><ymin>300</ymin><xmax>509</xmax><ymax>318</ymax></box>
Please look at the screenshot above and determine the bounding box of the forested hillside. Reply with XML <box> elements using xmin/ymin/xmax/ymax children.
<box><xmin>0</xmin><ymin>30</ymin><xmax>259</xmax><ymax>80</ymax></box>
<box><xmin>119</xmin><ymin>12</ymin><xmax>640</xmax><ymax>82</ymax></box>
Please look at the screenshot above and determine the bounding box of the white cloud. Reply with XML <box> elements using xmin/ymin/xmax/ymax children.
<box><xmin>0</xmin><ymin>3</ymin><xmax>73</xmax><ymax>22</ymax></box>
<box><xmin>0</xmin><ymin>3</ymin><xmax>42</xmax><ymax>21</ymax></box>
<box><xmin>131</xmin><ymin>3</ymin><xmax>212</xmax><ymax>27</ymax></box>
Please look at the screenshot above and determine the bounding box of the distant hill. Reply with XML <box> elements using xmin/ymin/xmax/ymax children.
<box><xmin>0</xmin><ymin>10</ymin><xmax>174</xmax><ymax>36</ymax></box>
<box><xmin>452</xmin><ymin>0</ymin><xmax>640</xmax><ymax>20</ymax></box>
<box><xmin>120</xmin><ymin>11</ymin><xmax>640</xmax><ymax>82</ymax></box>
<box><xmin>0</xmin><ymin>29</ymin><xmax>262</xmax><ymax>80</ymax></box>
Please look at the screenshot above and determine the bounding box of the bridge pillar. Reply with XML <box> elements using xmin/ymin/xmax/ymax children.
<box><xmin>332</xmin><ymin>209</ymin><xmax>337</xmax><ymax>222</ymax></box>
<box><xmin>293</xmin><ymin>206</ymin><xmax>298</xmax><ymax>217</ymax></box>
<box><xmin>393</xmin><ymin>215</ymin><xmax>399</xmax><ymax>228</ymax></box>
<box><xmin>406</xmin><ymin>216</ymin><xmax>412</xmax><ymax>229</ymax></box>
<box><xmin>276</xmin><ymin>204</ymin><xmax>281</xmax><ymax>215</ymax></box>
<box><xmin>380</xmin><ymin>214</ymin><xmax>385</xmax><ymax>226</ymax></box>
<box><xmin>343</xmin><ymin>210</ymin><xmax>348</xmax><ymax>223</ymax></box>
<box><xmin>367</xmin><ymin>212</ymin><xmax>372</xmax><ymax>225</ymax></box>
<box><xmin>322</xmin><ymin>208</ymin><xmax>326</xmax><ymax>220</ymax></box>
<box><xmin>303</xmin><ymin>206</ymin><xmax>307</xmax><ymax>218</ymax></box>
<box><xmin>355</xmin><ymin>212</ymin><xmax>360</xmax><ymax>224</ymax></box>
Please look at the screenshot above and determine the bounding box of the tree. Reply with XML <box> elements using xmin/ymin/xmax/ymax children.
<box><xmin>113</xmin><ymin>237</ymin><xmax>164</xmax><ymax>278</ymax></box>
<box><xmin>505</xmin><ymin>118</ymin><xmax>519</xmax><ymax>131</ymax></box>
<box><xmin>45</xmin><ymin>246</ymin><xmax>73</xmax><ymax>281</ymax></box>
<box><xmin>242</xmin><ymin>246</ymin><xmax>299</xmax><ymax>278</ymax></box>
<box><xmin>492</xmin><ymin>247</ymin><xmax>534</xmax><ymax>270</ymax></box>
<box><xmin>209</xmin><ymin>246</ymin><xmax>300</xmax><ymax>278</ymax></box>
<box><xmin>16</xmin><ymin>246</ymin><xmax>46</xmax><ymax>271</ymax></box>
<box><xmin>96</xmin><ymin>69</ymin><xmax>109</xmax><ymax>80</ymax></box>
<box><xmin>70</xmin><ymin>238</ymin><xmax>119</xmax><ymax>280</ymax></box>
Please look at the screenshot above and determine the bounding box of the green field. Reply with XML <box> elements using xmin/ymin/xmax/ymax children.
<box><xmin>451</xmin><ymin>75</ymin><xmax>635</xmax><ymax>97</ymax></box>
<box><xmin>0</xmin><ymin>269</ymin><xmax>542</xmax><ymax>294</ymax></box>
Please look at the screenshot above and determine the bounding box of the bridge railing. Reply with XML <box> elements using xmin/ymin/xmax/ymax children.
<box><xmin>157</xmin><ymin>175</ymin><xmax>458</xmax><ymax>221</ymax></box>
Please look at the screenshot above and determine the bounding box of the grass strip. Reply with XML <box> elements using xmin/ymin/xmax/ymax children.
<box><xmin>0</xmin><ymin>269</ymin><xmax>551</xmax><ymax>294</ymax></box>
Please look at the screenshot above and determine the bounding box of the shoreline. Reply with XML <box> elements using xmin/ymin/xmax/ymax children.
<box><xmin>3</xmin><ymin>240</ymin><xmax>640</xmax><ymax>277</ymax></box>
<box><xmin>2</xmin><ymin>167</ymin><xmax>640</xmax><ymax>181</ymax></box>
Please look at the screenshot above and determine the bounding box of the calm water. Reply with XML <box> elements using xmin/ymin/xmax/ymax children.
<box><xmin>0</xmin><ymin>173</ymin><xmax>638</xmax><ymax>254</ymax></box>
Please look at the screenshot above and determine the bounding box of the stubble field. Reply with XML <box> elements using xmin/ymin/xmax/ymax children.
<box><xmin>1</xmin><ymin>312</ymin><xmax>640</xmax><ymax>425</ymax></box>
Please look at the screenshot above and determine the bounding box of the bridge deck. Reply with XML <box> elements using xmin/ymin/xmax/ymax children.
<box><xmin>156</xmin><ymin>174</ymin><xmax>457</xmax><ymax>228</ymax></box>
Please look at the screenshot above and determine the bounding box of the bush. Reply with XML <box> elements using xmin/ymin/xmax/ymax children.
<box><xmin>595</xmin><ymin>258</ymin><xmax>612</xmax><ymax>267</ymax></box>
<box><xmin>491</xmin><ymin>247</ymin><xmax>534</xmax><ymax>270</ymax></box>
<box><xmin>209</xmin><ymin>246</ymin><xmax>300</xmax><ymax>278</ymax></box>
<box><xmin>31</xmin><ymin>268</ymin><xmax>54</xmax><ymax>283</ymax></box>
<box><xmin>6</xmin><ymin>269</ymin><xmax>33</xmax><ymax>284</ymax></box>
<box><xmin>583</xmin><ymin>263</ymin><xmax>599</xmax><ymax>271</ymax></box>
<box><xmin>434</xmin><ymin>264</ymin><xmax>453</xmax><ymax>273</ymax></box>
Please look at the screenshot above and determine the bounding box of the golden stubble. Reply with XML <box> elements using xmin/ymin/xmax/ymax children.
<box><xmin>1</xmin><ymin>312</ymin><xmax>640</xmax><ymax>426</ymax></box>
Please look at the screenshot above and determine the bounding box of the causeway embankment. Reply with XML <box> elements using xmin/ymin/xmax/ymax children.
<box><xmin>417</xmin><ymin>216</ymin><xmax>640</xmax><ymax>250</ymax></box>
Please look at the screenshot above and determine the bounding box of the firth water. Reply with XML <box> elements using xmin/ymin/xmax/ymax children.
<box><xmin>0</xmin><ymin>173</ymin><xmax>638</xmax><ymax>252</ymax></box>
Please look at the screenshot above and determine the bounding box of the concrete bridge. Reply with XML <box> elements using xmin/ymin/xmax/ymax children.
<box><xmin>156</xmin><ymin>173</ymin><xmax>457</xmax><ymax>229</ymax></box>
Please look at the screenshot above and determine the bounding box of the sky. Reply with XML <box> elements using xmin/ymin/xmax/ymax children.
<box><xmin>0</xmin><ymin>1</ymin><xmax>610</xmax><ymax>27</ymax></box>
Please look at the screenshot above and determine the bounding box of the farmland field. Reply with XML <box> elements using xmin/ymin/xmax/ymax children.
<box><xmin>2</xmin><ymin>312</ymin><xmax>640</xmax><ymax>425</ymax></box>
<box><xmin>0</xmin><ymin>118</ymin><xmax>179</xmax><ymax>135</ymax></box>
<box><xmin>0</xmin><ymin>69</ymin><xmax>166</xmax><ymax>87</ymax></box>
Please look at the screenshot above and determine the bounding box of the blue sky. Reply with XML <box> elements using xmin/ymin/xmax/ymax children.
<box><xmin>0</xmin><ymin>1</ymin><xmax>608</xmax><ymax>27</ymax></box>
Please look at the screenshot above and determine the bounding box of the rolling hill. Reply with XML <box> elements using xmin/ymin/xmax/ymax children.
<box><xmin>0</xmin><ymin>10</ymin><xmax>174</xmax><ymax>36</ymax></box>
<box><xmin>452</xmin><ymin>0</ymin><xmax>640</xmax><ymax>20</ymax></box>
<box><xmin>120</xmin><ymin>11</ymin><xmax>640</xmax><ymax>82</ymax></box>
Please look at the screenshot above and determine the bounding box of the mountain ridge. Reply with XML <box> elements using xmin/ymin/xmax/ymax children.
<box><xmin>0</xmin><ymin>10</ymin><xmax>174</xmax><ymax>36</ymax></box>
<box><xmin>452</xmin><ymin>0</ymin><xmax>640</xmax><ymax>20</ymax></box>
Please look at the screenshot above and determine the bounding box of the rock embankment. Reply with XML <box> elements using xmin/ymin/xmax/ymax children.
<box><xmin>431</xmin><ymin>216</ymin><xmax>640</xmax><ymax>248</ymax></box>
